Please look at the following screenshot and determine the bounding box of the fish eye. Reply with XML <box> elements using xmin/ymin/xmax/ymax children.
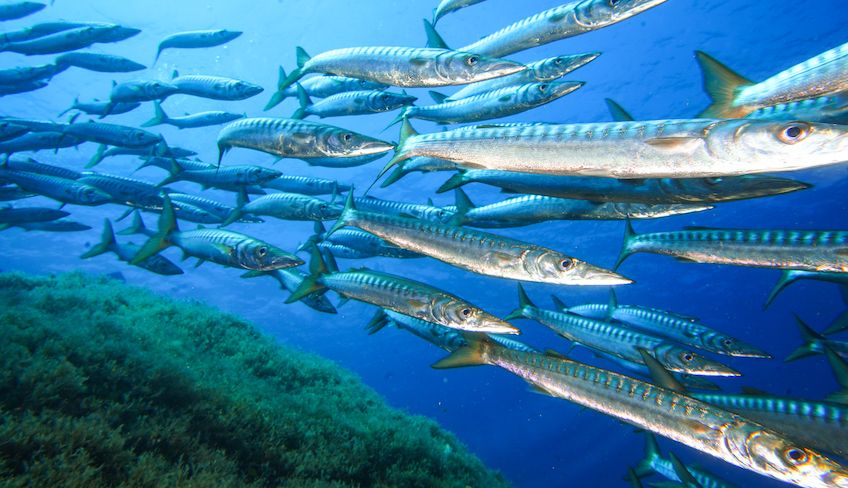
<box><xmin>466</xmin><ymin>56</ymin><xmax>479</xmax><ymax>66</ymax></box>
<box><xmin>554</xmin><ymin>58</ymin><xmax>563</xmax><ymax>65</ymax></box>
<box><xmin>461</xmin><ymin>308</ymin><xmax>472</xmax><ymax>317</ymax></box>
<box><xmin>538</xmin><ymin>84</ymin><xmax>548</xmax><ymax>92</ymax></box>
<box><xmin>680</xmin><ymin>352</ymin><xmax>694</xmax><ymax>362</ymax></box>
<box><xmin>777</xmin><ymin>123</ymin><xmax>809</xmax><ymax>144</ymax></box>
<box><xmin>609</xmin><ymin>0</ymin><xmax>621</xmax><ymax>5</ymax></box>
<box><xmin>341</xmin><ymin>133</ymin><xmax>353</xmax><ymax>142</ymax></box>
<box><xmin>722</xmin><ymin>338</ymin><xmax>733</xmax><ymax>346</ymax></box>
<box><xmin>257</xmin><ymin>246</ymin><xmax>268</xmax><ymax>257</ymax></box>
<box><xmin>705</xmin><ymin>177</ymin><xmax>723</xmax><ymax>186</ymax></box>
<box><xmin>783</xmin><ymin>448</ymin><xmax>809</xmax><ymax>465</ymax></box>
<box><xmin>560</xmin><ymin>258</ymin><xmax>574</xmax><ymax>270</ymax></box>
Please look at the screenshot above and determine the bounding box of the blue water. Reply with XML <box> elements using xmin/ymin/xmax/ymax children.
<box><xmin>1</xmin><ymin>1</ymin><xmax>847</xmax><ymax>486</ymax></box>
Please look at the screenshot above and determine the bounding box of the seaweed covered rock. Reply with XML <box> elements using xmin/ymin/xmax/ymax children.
<box><xmin>0</xmin><ymin>272</ymin><xmax>508</xmax><ymax>488</ymax></box>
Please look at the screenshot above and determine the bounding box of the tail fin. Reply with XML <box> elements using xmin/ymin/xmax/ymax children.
<box><xmin>153</xmin><ymin>44</ymin><xmax>164</xmax><ymax>65</ymax></box>
<box><xmin>825</xmin><ymin>309</ymin><xmax>848</xmax><ymax>335</ymax></box>
<box><xmin>80</xmin><ymin>219</ymin><xmax>117</xmax><ymax>259</ymax></box>
<box><xmin>156</xmin><ymin>160</ymin><xmax>184</xmax><ymax>187</ymax></box>
<box><xmin>785</xmin><ymin>314</ymin><xmax>825</xmax><ymax>362</ymax></box>
<box><xmin>373</xmin><ymin>117</ymin><xmax>418</xmax><ymax>188</ymax></box>
<box><xmin>423</xmin><ymin>18</ymin><xmax>450</xmax><ymax>49</ymax></box>
<box><xmin>824</xmin><ymin>345</ymin><xmax>848</xmax><ymax>405</ymax></box>
<box><xmin>504</xmin><ymin>284</ymin><xmax>536</xmax><ymax>321</ymax></box>
<box><xmin>85</xmin><ymin>144</ymin><xmax>107</xmax><ymax>168</ymax></box>
<box><xmin>607</xmin><ymin>289</ymin><xmax>619</xmax><ymax>321</ymax></box>
<box><xmin>325</xmin><ymin>190</ymin><xmax>355</xmax><ymax>238</ymax></box>
<box><xmin>141</xmin><ymin>101</ymin><xmax>168</xmax><ymax>127</ymax></box>
<box><xmin>264</xmin><ymin>66</ymin><xmax>290</xmax><ymax>111</ymax></box>
<box><xmin>550</xmin><ymin>295</ymin><xmax>568</xmax><ymax>311</ymax></box>
<box><xmin>365</xmin><ymin>309</ymin><xmax>391</xmax><ymax>335</ymax></box>
<box><xmin>221</xmin><ymin>188</ymin><xmax>249</xmax><ymax>227</ymax></box>
<box><xmin>614</xmin><ymin>219</ymin><xmax>637</xmax><ymax>270</ymax></box>
<box><xmin>379</xmin><ymin>163</ymin><xmax>409</xmax><ymax>188</ymax></box>
<box><xmin>448</xmin><ymin>187</ymin><xmax>474</xmax><ymax>226</ymax></box>
<box><xmin>285</xmin><ymin>245</ymin><xmax>330</xmax><ymax>303</ymax></box>
<box><xmin>431</xmin><ymin>334</ymin><xmax>488</xmax><ymax>369</ymax></box>
<box><xmin>117</xmin><ymin>209</ymin><xmax>153</xmax><ymax>236</ymax></box>
<box><xmin>272</xmin><ymin>47</ymin><xmax>308</xmax><ymax>97</ymax></box>
<box><xmin>436</xmin><ymin>171</ymin><xmax>468</xmax><ymax>194</ymax></box>
<box><xmin>383</xmin><ymin>107</ymin><xmax>412</xmax><ymax>131</ymax></box>
<box><xmin>291</xmin><ymin>83</ymin><xmax>311</xmax><ymax>119</ymax></box>
<box><xmin>58</xmin><ymin>96</ymin><xmax>79</xmax><ymax>117</ymax></box>
<box><xmin>428</xmin><ymin>90</ymin><xmax>449</xmax><ymax>104</ymax></box>
<box><xmin>130</xmin><ymin>195</ymin><xmax>178</xmax><ymax>265</ymax></box>
<box><xmin>764</xmin><ymin>270</ymin><xmax>801</xmax><ymax>309</ymax></box>
<box><xmin>694</xmin><ymin>51</ymin><xmax>753</xmax><ymax>118</ymax></box>
<box><xmin>604</xmin><ymin>98</ymin><xmax>635</xmax><ymax>122</ymax></box>
<box><xmin>666</xmin><ymin>451</ymin><xmax>701</xmax><ymax>488</ymax></box>
<box><xmin>631</xmin><ymin>433</ymin><xmax>662</xmax><ymax>479</ymax></box>
<box><xmin>297</xmin><ymin>221</ymin><xmax>326</xmax><ymax>253</ymax></box>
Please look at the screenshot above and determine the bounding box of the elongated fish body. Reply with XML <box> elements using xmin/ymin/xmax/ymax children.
<box><xmin>0</xmin><ymin>80</ymin><xmax>46</xmax><ymax>96</ymax></box>
<box><xmin>108</xmin><ymin>144</ymin><xmax>196</xmax><ymax>160</ymax></box>
<box><xmin>634</xmin><ymin>434</ymin><xmax>738</xmax><ymax>488</ymax></box>
<box><xmin>388</xmin><ymin>119</ymin><xmax>848</xmax><ymax>179</ymax></box>
<box><xmin>64</xmin><ymin>121</ymin><xmax>162</xmax><ymax>148</ymax></box>
<box><xmin>448</xmin><ymin>52</ymin><xmax>599</xmax><ymax>101</ymax></box>
<box><xmin>333</xmin><ymin>195</ymin><xmax>629</xmax><ymax>285</ymax></box>
<box><xmin>435</xmin><ymin>337</ymin><xmax>848</xmax><ymax>487</ymax></box>
<box><xmin>460</xmin><ymin>195</ymin><xmax>711</xmax><ymax>228</ymax></box>
<box><xmin>217</xmin><ymin>117</ymin><xmax>394</xmax><ymax>167</ymax></box>
<box><xmin>298</xmin><ymin>75</ymin><xmax>388</xmax><ymax>99</ymax></box>
<box><xmin>61</xmin><ymin>98</ymin><xmax>140</xmax><ymax>117</ymax></box>
<box><xmin>308</xmin><ymin>267</ymin><xmax>517</xmax><ymax>334</ymax></box>
<box><xmin>747</xmin><ymin>95</ymin><xmax>848</xmax><ymax>125</ymax></box>
<box><xmin>4</xmin><ymin>157</ymin><xmax>81</xmax><ymax>180</ymax></box>
<box><xmin>145</xmin><ymin>107</ymin><xmax>244</xmax><ymax>129</ymax></box>
<box><xmin>167</xmin><ymin>228</ymin><xmax>298</xmax><ymax>271</ymax></box>
<box><xmin>697</xmin><ymin>42</ymin><xmax>848</xmax><ymax>118</ymax></box>
<box><xmin>566</xmin><ymin>301</ymin><xmax>769</xmax><ymax>358</ymax></box>
<box><xmin>0</xmin><ymin>122</ymin><xmax>27</xmax><ymax>142</ymax></box>
<box><xmin>317</xmin><ymin>228</ymin><xmax>422</xmax><ymax>259</ymax></box>
<box><xmin>510</xmin><ymin>298</ymin><xmax>737</xmax><ymax>376</ymax></box>
<box><xmin>138</xmin><ymin>157</ymin><xmax>213</xmax><ymax>173</ymax></box>
<box><xmin>458</xmin><ymin>0</ymin><xmax>667</xmax><ymax>58</ymax></box>
<box><xmin>617</xmin><ymin>222</ymin><xmax>848</xmax><ymax>273</ymax></box>
<box><xmin>0</xmin><ymin>170</ymin><xmax>111</xmax><ymax>206</ymax></box>
<box><xmin>296</xmin><ymin>89</ymin><xmax>416</xmax><ymax>119</ymax></box>
<box><xmin>0</xmin><ymin>63</ymin><xmax>67</xmax><ymax>84</ymax></box>
<box><xmin>439</xmin><ymin>169</ymin><xmax>810</xmax><ymax>204</ymax></box>
<box><xmin>0</xmin><ymin>2</ymin><xmax>45</xmax><ymax>21</ymax></box>
<box><xmin>238</xmin><ymin>192</ymin><xmax>341</xmax><ymax>222</ymax></box>
<box><xmin>0</xmin><ymin>117</ymin><xmax>66</xmax><ymax>133</ymax></box>
<box><xmin>263</xmin><ymin>174</ymin><xmax>350</xmax><ymax>196</ymax></box>
<box><xmin>82</xmin><ymin>221</ymin><xmax>184</xmax><ymax>276</ymax></box>
<box><xmin>293</xmin><ymin>46</ymin><xmax>526</xmax><ymax>88</ymax></box>
<box><xmin>162</xmin><ymin>165</ymin><xmax>282</xmax><ymax>189</ymax></box>
<box><xmin>158</xmin><ymin>202</ymin><xmax>220</xmax><ymax>224</ymax></box>
<box><xmin>1</xmin><ymin>25</ymin><xmax>119</xmax><ymax>55</ymax></box>
<box><xmin>402</xmin><ymin>81</ymin><xmax>583</xmax><ymax>125</ymax></box>
<box><xmin>0</xmin><ymin>132</ymin><xmax>81</xmax><ymax>155</ymax></box>
<box><xmin>354</xmin><ymin>195</ymin><xmax>454</xmax><ymax>222</ymax></box>
<box><xmin>0</xmin><ymin>207</ymin><xmax>67</xmax><ymax>224</ymax></box>
<box><xmin>381</xmin><ymin>156</ymin><xmax>460</xmax><ymax>186</ymax></box>
<box><xmin>692</xmin><ymin>393</ymin><xmax>848</xmax><ymax>460</ymax></box>
<box><xmin>0</xmin><ymin>21</ymin><xmax>89</xmax><ymax>43</ymax></box>
<box><xmin>78</xmin><ymin>172</ymin><xmax>165</xmax><ymax>210</ymax></box>
<box><xmin>55</xmin><ymin>52</ymin><xmax>146</xmax><ymax>73</ymax></box>
<box><xmin>590</xmin><ymin>349</ymin><xmax>722</xmax><ymax>392</ymax></box>
<box><xmin>254</xmin><ymin>268</ymin><xmax>337</xmax><ymax>314</ymax></box>
<box><xmin>172</xmin><ymin>74</ymin><xmax>263</xmax><ymax>101</ymax></box>
<box><xmin>16</xmin><ymin>219</ymin><xmax>89</xmax><ymax>232</ymax></box>
<box><xmin>0</xmin><ymin>185</ymin><xmax>33</xmax><ymax>201</ymax></box>
<box><xmin>110</xmin><ymin>80</ymin><xmax>179</xmax><ymax>103</ymax></box>
<box><xmin>155</xmin><ymin>29</ymin><xmax>242</xmax><ymax>62</ymax></box>
<box><xmin>432</xmin><ymin>0</ymin><xmax>486</xmax><ymax>25</ymax></box>
<box><xmin>766</xmin><ymin>269</ymin><xmax>848</xmax><ymax>309</ymax></box>
<box><xmin>168</xmin><ymin>193</ymin><xmax>257</xmax><ymax>223</ymax></box>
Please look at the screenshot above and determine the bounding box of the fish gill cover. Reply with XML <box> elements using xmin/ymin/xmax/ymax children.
<box><xmin>0</xmin><ymin>272</ymin><xmax>507</xmax><ymax>487</ymax></box>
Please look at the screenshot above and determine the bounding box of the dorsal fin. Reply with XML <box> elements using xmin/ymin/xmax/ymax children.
<box><xmin>637</xmin><ymin>347</ymin><xmax>686</xmax><ymax>393</ymax></box>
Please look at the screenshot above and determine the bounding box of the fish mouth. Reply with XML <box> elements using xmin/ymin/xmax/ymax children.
<box><xmin>487</xmin><ymin>60</ymin><xmax>528</xmax><ymax>78</ymax></box>
<box><xmin>727</xmin><ymin>345</ymin><xmax>772</xmax><ymax>359</ymax></box>
<box><xmin>481</xmin><ymin>321</ymin><xmax>521</xmax><ymax>335</ymax></box>
<box><xmin>573</xmin><ymin>264</ymin><xmax>633</xmax><ymax>286</ymax></box>
<box><xmin>689</xmin><ymin>360</ymin><xmax>741</xmax><ymax>377</ymax></box>
<box><xmin>357</xmin><ymin>139</ymin><xmax>396</xmax><ymax>156</ymax></box>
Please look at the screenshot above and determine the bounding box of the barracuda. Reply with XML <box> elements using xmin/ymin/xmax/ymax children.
<box><xmin>56</xmin><ymin>52</ymin><xmax>146</xmax><ymax>73</ymax></box>
<box><xmin>446</xmin><ymin>53</ymin><xmax>599</xmax><ymax>101</ymax></box>
<box><xmin>588</xmin><ymin>348</ymin><xmax>722</xmax><ymax>392</ymax></box>
<box><xmin>558</xmin><ymin>291</ymin><xmax>770</xmax><ymax>358</ymax></box>
<box><xmin>63</xmin><ymin>121</ymin><xmax>162</xmax><ymax>148</ymax></box>
<box><xmin>59</xmin><ymin>97</ymin><xmax>140</xmax><ymax>118</ymax></box>
<box><xmin>240</xmin><ymin>269</ymin><xmax>337</xmax><ymax>315</ymax></box>
<box><xmin>168</xmin><ymin>193</ymin><xmax>262</xmax><ymax>224</ymax></box>
<box><xmin>0</xmin><ymin>206</ymin><xmax>68</xmax><ymax>227</ymax></box>
<box><xmin>0</xmin><ymin>170</ymin><xmax>111</xmax><ymax>206</ymax></box>
<box><xmin>78</xmin><ymin>172</ymin><xmax>167</xmax><ymax>210</ymax></box>
<box><xmin>453</xmin><ymin>190</ymin><xmax>711</xmax><ymax>228</ymax></box>
<box><xmin>287</xmin><ymin>245</ymin><xmax>518</xmax><ymax>335</ymax></box>
<box><xmin>381</xmin><ymin>118</ymin><xmax>848</xmax><ymax>180</ymax></box>
<box><xmin>390</xmin><ymin>80</ymin><xmax>583</xmax><ymax>126</ymax></box>
<box><xmin>216</xmin><ymin>117</ymin><xmax>394</xmax><ymax>167</ymax></box>
<box><xmin>631</xmin><ymin>433</ymin><xmax>738</xmax><ymax>488</ymax></box>
<box><xmin>0</xmin><ymin>21</ymin><xmax>89</xmax><ymax>44</ymax></box>
<box><xmin>329</xmin><ymin>192</ymin><xmax>629</xmax><ymax>286</ymax></box>
<box><xmin>381</xmin><ymin>156</ymin><xmax>461</xmax><ymax>187</ymax></box>
<box><xmin>131</xmin><ymin>195</ymin><xmax>301</xmax><ymax>271</ymax></box>
<box><xmin>110</xmin><ymin>79</ymin><xmax>179</xmax><ymax>104</ymax></box>
<box><xmin>222</xmin><ymin>191</ymin><xmax>341</xmax><ymax>226</ymax></box>
<box><xmin>616</xmin><ymin>221</ymin><xmax>848</xmax><ymax>273</ymax></box>
<box><xmin>453</xmin><ymin>0</ymin><xmax>667</xmax><ymax>58</ymax></box>
<box><xmin>506</xmin><ymin>285</ymin><xmax>738</xmax><ymax>376</ymax></box>
<box><xmin>0</xmin><ymin>2</ymin><xmax>45</xmax><ymax>21</ymax></box>
<box><xmin>785</xmin><ymin>316</ymin><xmax>848</xmax><ymax>362</ymax></box>
<box><xmin>764</xmin><ymin>269</ymin><xmax>848</xmax><ymax>309</ymax></box>
<box><xmin>275</xmin><ymin>45</ymin><xmax>526</xmax><ymax>94</ymax></box>
<box><xmin>264</xmin><ymin>68</ymin><xmax>389</xmax><ymax>111</ymax></box>
<box><xmin>4</xmin><ymin>157</ymin><xmax>81</xmax><ymax>180</ymax></box>
<box><xmin>263</xmin><ymin>174</ymin><xmax>350</xmax><ymax>196</ymax></box>
<box><xmin>302</xmin><ymin>221</ymin><xmax>423</xmax><ymax>260</ymax></box>
<box><xmin>0</xmin><ymin>63</ymin><xmax>67</xmax><ymax>85</ymax></box>
<box><xmin>293</xmin><ymin>87</ymin><xmax>415</xmax><ymax>120</ymax></box>
<box><xmin>158</xmin><ymin>163</ymin><xmax>281</xmax><ymax>190</ymax></box>
<box><xmin>0</xmin><ymin>25</ymin><xmax>130</xmax><ymax>55</ymax></box>
<box><xmin>154</xmin><ymin>29</ymin><xmax>242</xmax><ymax>63</ymax></box>
<box><xmin>82</xmin><ymin>219</ymin><xmax>183</xmax><ymax>276</ymax></box>
<box><xmin>432</xmin><ymin>0</ymin><xmax>487</xmax><ymax>25</ymax></box>
<box><xmin>747</xmin><ymin>95</ymin><xmax>848</xmax><ymax>125</ymax></box>
<box><xmin>433</xmin><ymin>336</ymin><xmax>848</xmax><ymax>487</ymax></box>
<box><xmin>0</xmin><ymin>132</ymin><xmax>82</xmax><ymax>155</ymax></box>
<box><xmin>353</xmin><ymin>194</ymin><xmax>455</xmax><ymax>222</ymax></box>
<box><xmin>171</xmin><ymin>73</ymin><xmax>263</xmax><ymax>101</ymax></box>
<box><xmin>142</xmin><ymin>101</ymin><xmax>244</xmax><ymax>129</ymax></box>
<box><xmin>697</xmin><ymin>41</ymin><xmax>848</xmax><ymax>118</ymax></box>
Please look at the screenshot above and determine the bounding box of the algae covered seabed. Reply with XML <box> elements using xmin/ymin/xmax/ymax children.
<box><xmin>0</xmin><ymin>272</ymin><xmax>507</xmax><ymax>487</ymax></box>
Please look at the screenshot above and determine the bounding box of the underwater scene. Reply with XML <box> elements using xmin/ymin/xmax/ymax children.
<box><xmin>0</xmin><ymin>0</ymin><xmax>847</xmax><ymax>487</ymax></box>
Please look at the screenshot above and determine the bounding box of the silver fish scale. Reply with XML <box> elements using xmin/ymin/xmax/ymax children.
<box><xmin>530</xmin><ymin>307</ymin><xmax>661</xmax><ymax>353</ymax></box>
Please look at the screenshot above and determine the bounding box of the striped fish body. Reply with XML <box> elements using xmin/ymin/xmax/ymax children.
<box><xmin>0</xmin><ymin>207</ymin><xmax>67</xmax><ymax>224</ymax></box>
<box><xmin>241</xmin><ymin>192</ymin><xmax>341</xmax><ymax>221</ymax></box>
<box><xmin>0</xmin><ymin>22</ymin><xmax>89</xmax><ymax>44</ymax></box>
<box><xmin>734</xmin><ymin>42</ymin><xmax>848</xmax><ymax>115</ymax></box>
<box><xmin>17</xmin><ymin>219</ymin><xmax>89</xmax><ymax>232</ymax></box>
<box><xmin>382</xmin><ymin>309</ymin><xmax>469</xmax><ymax>352</ymax></box>
<box><xmin>405</xmin><ymin>81</ymin><xmax>582</xmax><ymax>124</ymax></box>
<box><xmin>747</xmin><ymin>95</ymin><xmax>848</xmax><ymax>125</ymax></box>
<box><xmin>55</xmin><ymin>52</ymin><xmax>145</xmax><ymax>73</ymax></box>
<box><xmin>78</xmin><ymin>172</ymin><xmax>165</xmax><ymax>210</ymax></box>
<box><xmin>5</xmin><ymin>157</ymin><xmax>81</xmax><ymax>180</ymax></box>
<box><xmin>517</xmin><ymin>304</ymin><xmax>734</xmax><ymax>376</ymax></box>
<box><xmin>169</xmin><ymin>165</ymin><xmax>282</xmax><ymax>188</ymax></box>
<box><xmin>692</xmin><ymin>393</ymin><xmax>848</xmax><ymax>460</ymax></box>
<box><xmin>0</xmin><ymin>64</ymin><xmax>66</xmax><ymax>84</ymax></box>
<box><xmin>301</xmin><ymin>90</ymin><xmax>415</xmax><ymax>118</ymax></box>
<box><xmin>300</xmin><ymin>46</ymin><xmax>525</xmax><ymax>87</ymax></box>
<box><xmin>64</xmin><ymin>121</ymin><xmax>162</xmax><ymax>148</ymax></box>
<box><xmin>168</xmin><ymin>193</ymin><xmax>238</xmax><ymax>222</ymax></box>
<box><xmin>621</xmin><ymin>227</ymin><xmax>848</xmax><ymax>272</ymax></box>
<box><xmin>170</xmin><ymin>229</ymin><xmax>298</xmax><ymax>271</ymax></box>
<box><xmin>140</xmin><ymin>157</ymin><xmax>212</xmax><ymax>172</ymax></box>
<box><xmin>110</xmin><ymin>80</ymin><xmax>179</xmax><ymax>103</ymax></box>
<box><xmin>461</xmin><ymin>195</ymin><xmax>710</xmax><ymax>228</ymax></box>
<box><xmin>0</xmin><ymin>132</ymin><xmax>82</xmax><ymax>155</ymax></box>
<box><xmin>321</xmin><ymin>228</ymin><xmax>422</xmax><ymax>259</ymax></box>
<box><xmin>277</xmin><ymin>75</ymin><xmax>388</xmax><ymax>101</ymax></box>
<box><xmin>159</xmin><ymin>111</ymin><xmax>244</xmax><ymax>129</ymax></box>
<box><xmin>66</xmin><ymin>100</ymin><xmax>140</xmax><ymax>117</ymax></box>
<box><xmin>443</xmin><ymin>170</ymin><xmax>810</xmax><ymax>204</ymax></box>
<box><xmin>318</xmin><ymin>268</ymin><xmax>516</xmax><ymax>334</ymax></box>
<box><xmin>113</xmin><ymin>145</ymin><xmax>195</xmax><ymax>159</ymax></box>
<box><xmin>448</xmin><ymin>52</ymin><xmax>599</xmax><ymax>100</ymax></box>
<box><xmin>459</xmin><ymin>0</ymin><xmax>667</xmax><ymax>58</ymax></box>
<box><xmin>0</xmin><ymin>2</ymin><xmax>45</xmax><ymax>21</ymax></box>
<box><xmin>338</xmin><ymin>207</ymin><xmax>628</xmax><ymax>285</ymax></box>
<box><xmin>172</xmin><ymin>75</ymin><xmax>263</xmax><ymax>101</ymax></box>
<box><xmin>0</xmin><ymin>122</ymin><xmax>27</xmax><ymax>142</ymax></box>
<box><xmin>432</xmin><ymin>0</ymin><xmax>486</xmax><ymax>24</ymax></box>
<box><xmin>464</xmin><ymin>340</ymin><xmax>848</xmax><ymax>487</ymax></box>
<box><xmin>1</xmin><ymin>25</ymin><xmax>117</xmax><ymax>55</ymax></box>
<box><xmin>354</xmin><ymin>195</ymin><xmax>454</xmax><ymax>222</ymax></box>
<box><xmin>392</xmin><ymin>119</ymin><xmax>848</xmax><ymax>179</ymax></box>
<box><xmin>639</xmin><ymin>444</ymin><xmax>738</xmax><ymax>488</ymax></box>
<box><xmin>592</xmin><ymin>350</ymin><xmax>722</xmax><ymax>392</ymax></box>
<box><xmin>381</xmin><ymin>156</ymin><xmax>462</xmax><ymax>187</ymax></box>
<box><xmin>263</xmin><ymin>175</ymin><xmax>349</xmax><ymax>196</ymax></box>
<box><xmin>0</xmin><ymin>170</ymin><xmax>111</xmax><ymax>206</ymax></box>
<box><xmin>217</xmin><ymin>117</ymin><xmax>393</xmax><ymax>167</ymax></box>
<box><xmin>110</xmin><ymin>241</ymin><xmax>183</xmax><ymax>276</ymax></box>
<box><xmin>315</xmin><ymin>241</ymin><xmax>374</xmax><ymax>259</ymax></box>
<box><xmin>0</xmin><ymin>185</ymin><xmax>33</xmax><ymax>201</ymax></box>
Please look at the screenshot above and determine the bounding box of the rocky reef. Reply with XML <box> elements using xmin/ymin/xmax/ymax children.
<box><xmin>0</xmin><ymin>272</ymin><xmax>508</xmax><ymax>487</ymax></box>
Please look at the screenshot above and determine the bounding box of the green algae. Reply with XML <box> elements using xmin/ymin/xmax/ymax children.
<box><xmin>0</xmin><ymin>272</ymin><xmax>508</xmax><ymax>488</ymax></box>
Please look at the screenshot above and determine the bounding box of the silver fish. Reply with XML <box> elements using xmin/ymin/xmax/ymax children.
<box><xmin>63</xmin><ymin>121</ymin><xmax>162</xmax><ymax>148</ymax></box>
<box><xmin>158</xmin><ymin>163</ymin><xmax>282</xmax><ymax>190</ymax></box>
<box><xmin>0</xmin><ymin>131</ymin><xmax>81</xmax><ymax>155</ymax></box>
<box><xmin>0</xmin><ymin>2</ymin><xmax>46</xmax><ymax>21</ymax></box>
<box><xmin>263</xmin><ymin>174</ymin><xmax>350</xmax><ymax>196</ymax></box>
<box><xmin>15</xmin><ymin>219</ymin><xmax>90</xmax><ymax>232</ymax></box>
<box><xmin>0</xmin><ymin>21</ymin><xmax>90</xmax><ymax>44</ymax></box>
<box><xmin>0</xmin><ymin>63</ymin><xmax>67</xmax><ymax>84</ymax></box>
<box><xmin>155</xmin><ymin>29</ymin><xmax>242</xmax><ymax>63</ymax></box>
<box><xmin>747</xmin><ymin>94</ymin><xmax>848</xmax><ymax>125</ymax></box>
<box><xmin>55</xmin><ymin>52</ymin><xmax>145</xmax><ymax>73</ymax></box>
<box><xmin>302</xmin><ymin>221</ymin><xmax>422</xmax><ymax>260</ymax></box>
<box><xmin>0</xmin><ymin>170</ymin><xmax>111</xmax><ymax>206</ymax></box>
<box><xmin>223</xmin><ymin>192</ymin><xmax>341</xmax><ymax>225</ymax></box>
<box><xmin>78</xmin><ymin>172</ymin><xmax>166</xmax><ymax>210</ymax></box>
<box><xmin>0</xmin><ymin>206</ymin><xmax>67</xmax><ymax>226</ymax></box>
<box><xmin>171</xmin><ymin>73</ymin><xmax>263</xmax><ymax>101</ymax></box>
<box><xmin>632</xmin><ymin>434</ymin><xmax>738</xmax><ymax>488</ymax></box>
<box><xmin>432</xmin><ymin>0</ymin><xmax>487</xmax><ymax>25</ymax></box>
<box><xmin>0</xmin><ymin>25</ymin><xmax>137</xmax><ymax>55</ymax></box>
<box><xmin>142</xmin><ymin>101</ymin><xmax>244</xmax><ymax>129</ymax></box>
<box><xmin>765</xmin><ymin>269</ymin><xmax>848</xmax><ymax>309</ymax></box>
<box><xmin>293</xmin><ymin>87</ymin><xmax>416</xmax><ymax>119</ymax></box>
<box><xmin>3</xmin><ymin>156</ymin><xmax>80</xmax><ymax>180</ymax></box>
<box><xmin>59</xmin><ymin>97</ymin><xmax>140</xmax><ymax>118</ymax></box>
<box><xmin>82</xmin><ymin>219</ymin><xmax>184</xmax><ymax>276</ymax></box>
<box><xmin>241</xmin><ymin>268</ymin><xmax>337</xmax><ymax>314</ymax></box>
<box><xmin>110</xmin><ymin>79</ymin><xmax>179</xmax><ymax>104</ymax></box>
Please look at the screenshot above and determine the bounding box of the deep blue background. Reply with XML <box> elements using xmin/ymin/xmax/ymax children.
<box><xmin>1</xmin><ymin>1</ymin><xmax>847</xmax><ymax>486</ymax></box>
